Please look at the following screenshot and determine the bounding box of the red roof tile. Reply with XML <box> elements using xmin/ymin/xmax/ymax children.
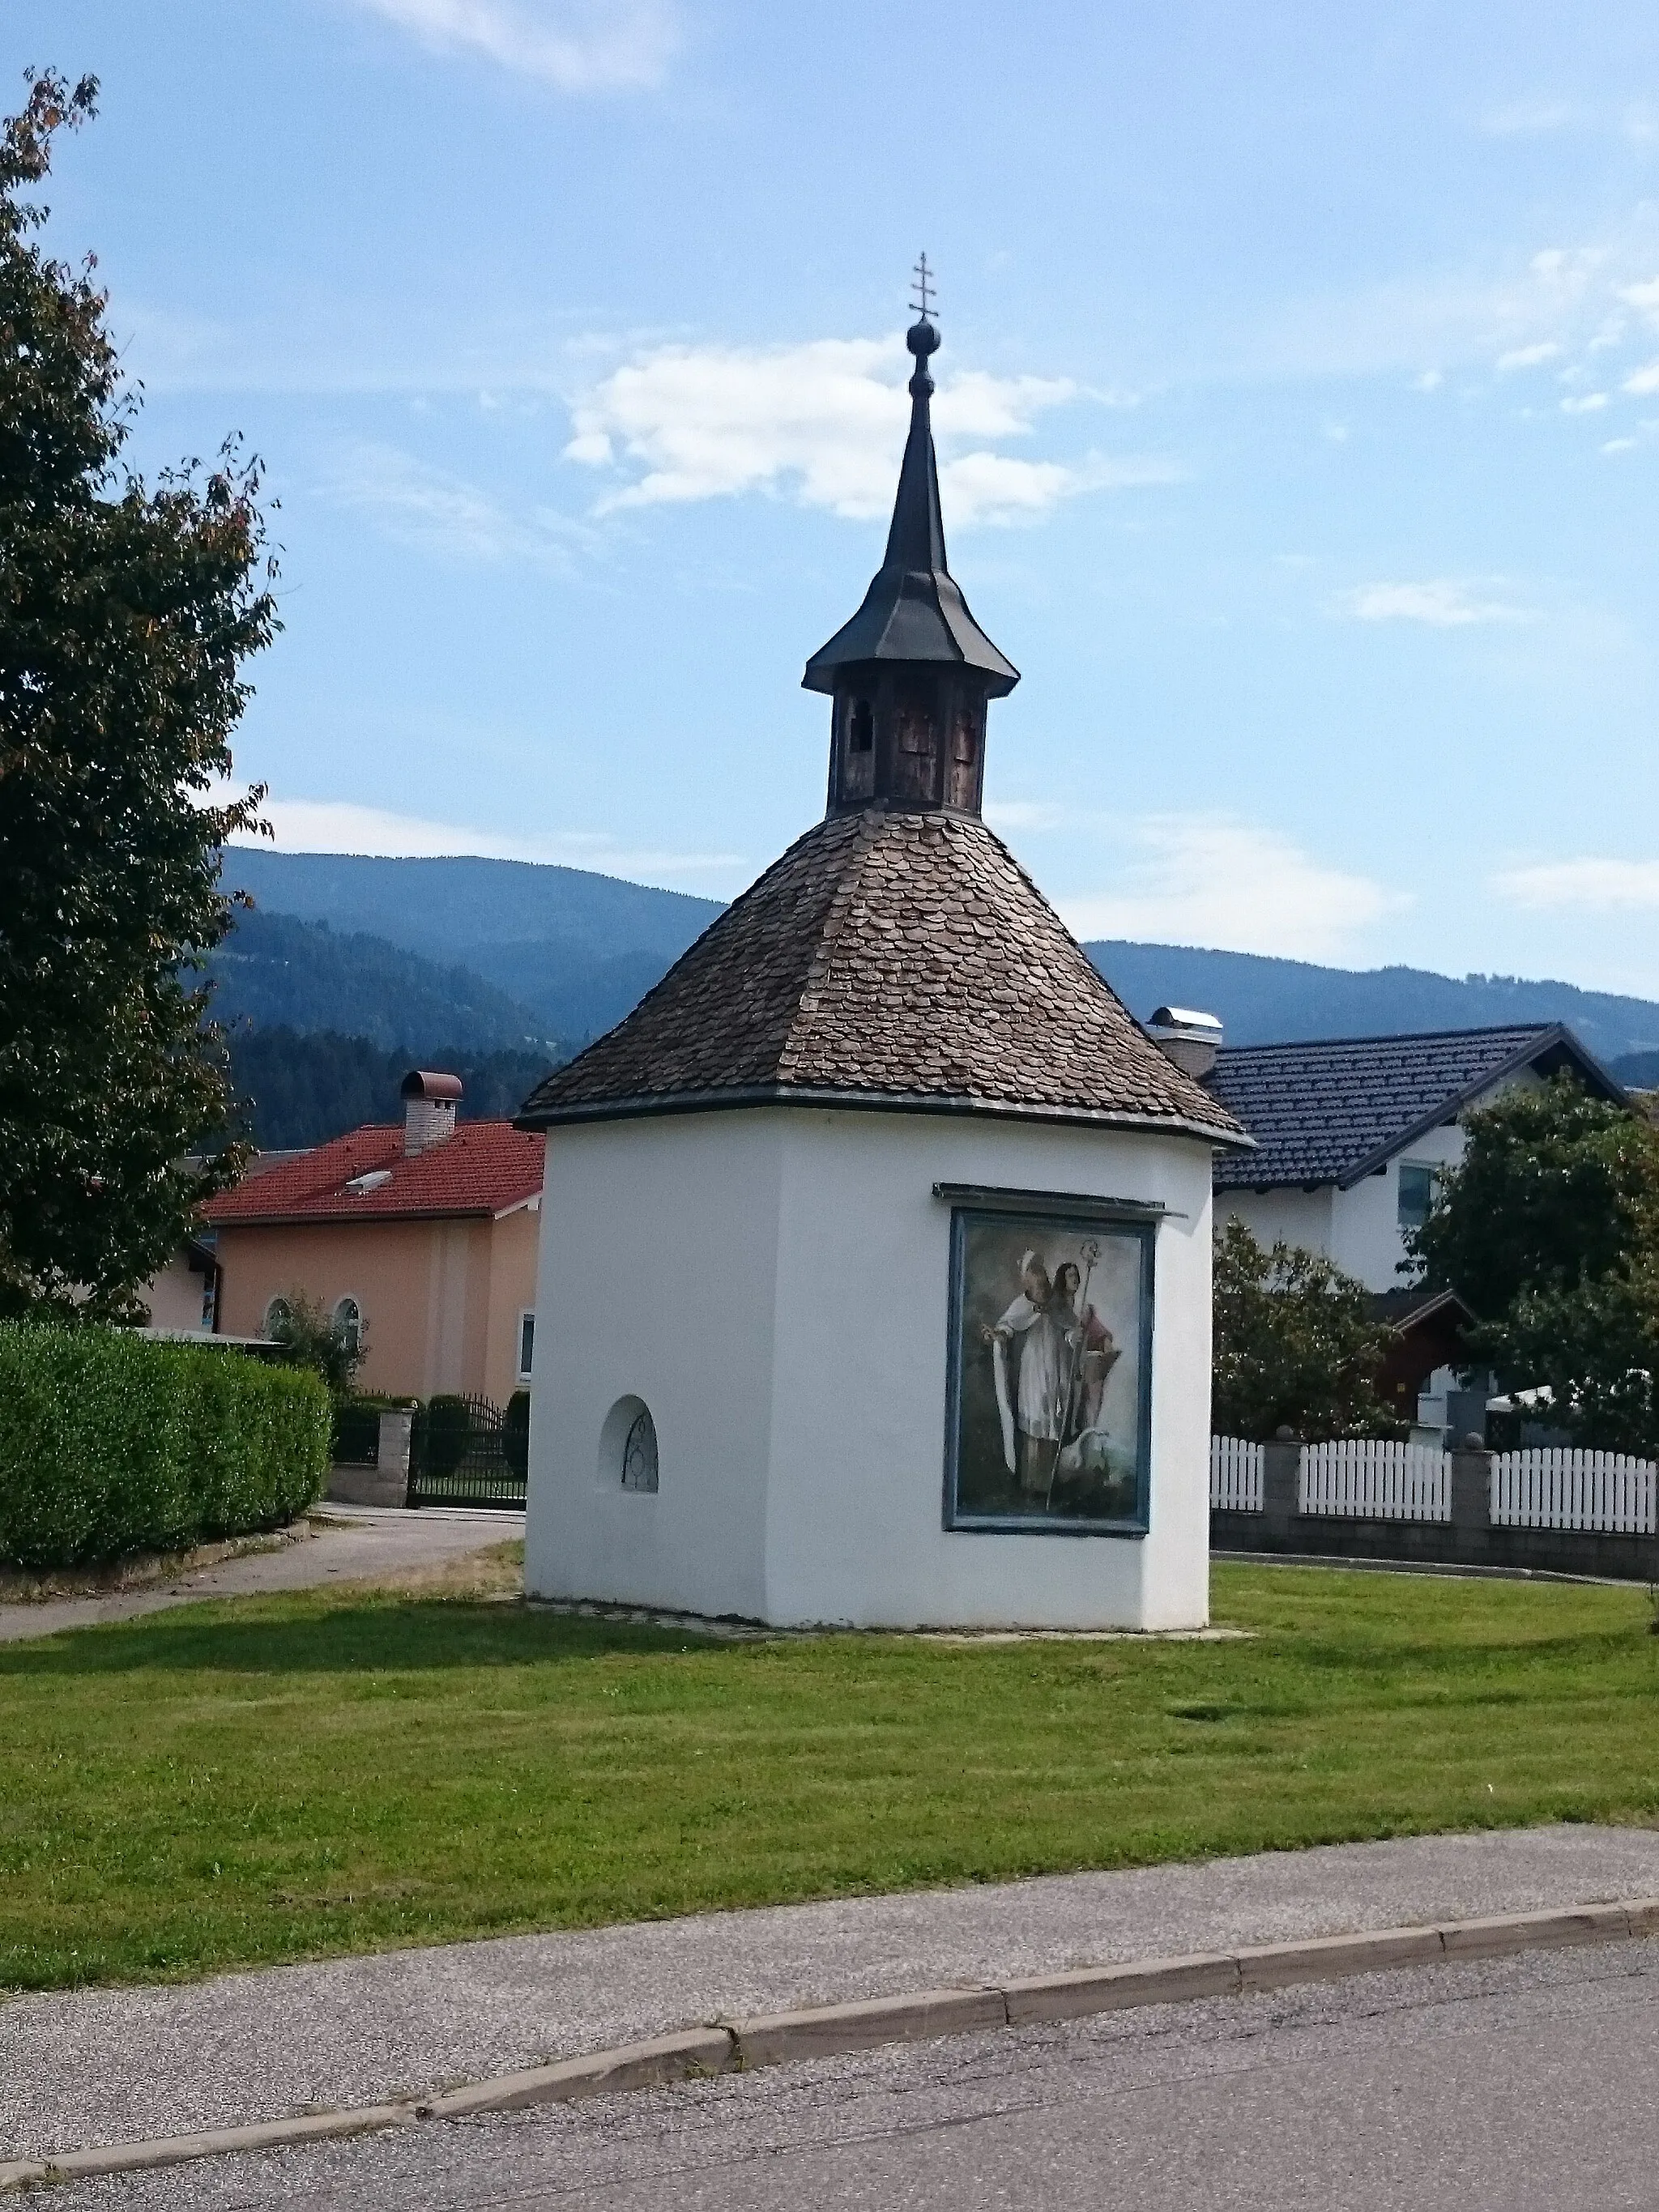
<box><xmin>203</xmin><ymin>1121</ymin><xmax>544</xmax><ymax>1225</ymax></box>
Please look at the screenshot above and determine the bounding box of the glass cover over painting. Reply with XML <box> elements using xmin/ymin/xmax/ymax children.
<box><xmin>945</xmin><ymin>1208</ymin><xmax>1153</xmax><ymax>1532</ymax></box>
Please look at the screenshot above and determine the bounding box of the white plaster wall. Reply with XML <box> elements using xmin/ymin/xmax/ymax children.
<box><xmin>524</xmin><ymin>1115</ymin><xmax>783</xmax><ymax>1620</ymax></box>
<box><xmin>526</xmin><ymin>1106</ymin><xmax>1215</xmax><ymax>1632</ymax></box>
<box><xmin>763</xmin><ymin>1113</ymin><xmax>1213</xmax><ymax>1630</ymax></box>
<box><xmin>141</xmin><ymin>1250</ymin><xmax>210</xmax><ymax>1332</ymax></box>
<box><xmin>1216</xmin><ymin>1185</ymin><xmax>1333</xmax><ymax>1258</ymax></box>
<box><xmin>1328</xmin><ymin>1122</ymin><xmax>1467</xmax><ymax>1290</ymax></box>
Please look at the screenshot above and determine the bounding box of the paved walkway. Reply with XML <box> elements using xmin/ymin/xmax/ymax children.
<box><xmin>4</xmin><ymin>1825</ymin><xmax>1657</xmax><ymax>2163</ymax></box>
<box><xmin>0</xmin><ymin>1507</ymin><xmax>524</xmax><ymax>1645</ymax></box>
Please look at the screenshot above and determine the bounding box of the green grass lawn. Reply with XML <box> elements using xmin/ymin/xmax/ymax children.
<box><xmin>2</xmin><ymin>1561</ymin><xmax>1657</xmax><ymax>1991</ymax></box>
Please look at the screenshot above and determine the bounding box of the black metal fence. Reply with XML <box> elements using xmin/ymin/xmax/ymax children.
<box><xmin>331</xmin><ymin>1400</ymin><xmax>380</xmax><ymax>1467</ymax></box>
<box><xmin>407</xmin><ymin>1392</ymin><xmax>529</xmax><ymax>1510</ymax></box>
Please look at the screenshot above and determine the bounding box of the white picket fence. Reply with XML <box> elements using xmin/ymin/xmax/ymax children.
<box><xmin>1209</xmin><ymin>1434</ymin><xmax>1264</xmax><ymax>1511</ymax></box>
<box><xmin>1490</xmin><ymin>1448</ymin><xmax>1657</xmax><ymax>1536</ymax></box>
<box><xmin>1208</xmin><ymin>1433</ymin><xmax>1659</xmax><ymax>1537</ymax></box>
<box><xmin>1300</xmin><ymin>1438</ymin><xmax>1452</xmax><ymax>1522</ymax></box>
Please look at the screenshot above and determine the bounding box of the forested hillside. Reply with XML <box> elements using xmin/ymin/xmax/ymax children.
<box><xmin>227</xmin><ymin>848</ymin><xmax>717</xmax><ymax>1044</ymax></box>
<box><xmin>225</xmin><ymin>1029</ymin><xmax>557</xmax><ymax>1149</ymax></box>
<box><xmin>208</xmin><ymin>908</ymin><xmax>549</xmax><ymax>1051</ymax></box>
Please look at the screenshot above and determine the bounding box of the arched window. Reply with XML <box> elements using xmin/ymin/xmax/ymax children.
<box><xmin>332</xmin><ymin>1296</ymin><xmax>364</xmax><ymax>1355</ymax></box>
<box><xmin>601</xmin><ymin>1395</ymin><xmax>659</xmax><ymax>1493</ymax></box>
<box><xmin>263</xmin><ymin>1296</ymin><xmax>292</xmax><ymax>1337</ymax></box>
<box><xmin>849</xmin><ymin>697</ymin><xmax>873</xmax><ymax>752</ymax></box>
<box><xmin>621</xmin><ymin>1407</ymin><xmax>659</xmax><ymax>1491</ymax></box>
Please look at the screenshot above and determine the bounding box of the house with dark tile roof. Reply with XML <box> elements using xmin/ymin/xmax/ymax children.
<box><xmin>1203</xmin><ymin>1022</ymin><xmax>1626</xmax><ymax>1430</ymax></box>
<box><xmin>1206</xmin><ymin>1022</ymin><xmax>1624</xmax><ymax>1291</ymax></box>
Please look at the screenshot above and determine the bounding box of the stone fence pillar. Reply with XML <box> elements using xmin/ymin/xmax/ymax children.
<box><xmin>1448</xmin><ymin>1442</ymin><xmax>1492</xmax><ymax>1540</ymax></box>
<box><xmin>1260</xmin><ymin>1434</ymin><xmax>1302</xmax><ymax>1544</ymax></box>
<box><xmin>326</xmin><ymin>1406</ymin><xmax>413</xmax><ymax>1508</ymax></box>
<box><xmin>377</xmin><ymin>1407</ymin><xmax>413</xmax><ymax>1488</ymax></box>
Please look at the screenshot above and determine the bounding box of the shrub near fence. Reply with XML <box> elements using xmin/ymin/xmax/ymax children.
<box><xmin>0</xmin><ymin>1324</ymin><xmax>331</xmax><ymax>1571</ymax></box>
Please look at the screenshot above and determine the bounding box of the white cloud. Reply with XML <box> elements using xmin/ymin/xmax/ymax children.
<box><xmin>1339</xmin><ymin>578</ymin><xmax>1530</xmax><ymax>627</ymax></box>
<box><xmin>1623</xmin><ymin>360</ymin><xmax>1659</xmax><ymax>394</ymax></box>
<box><xmin>1603</xmin><ymin>435</ymin><xmax>1639</xmax><ymax>454</ymax></box>
<box><xmin>321</xmin><ymin>442</ymin><xmax>591</xmax><ymax>565</ymax></box>
<box><xmin>1237</xmin><ymin>239</ymin><xmax>1626</xmax><ymax>384</ymax></box>
<box><xmin>1056</xmin><ymin>818</ymin><xmax>1402</xmax><ymax>963</ymax></box>
<box><xmin>564</xmin><ymin>335</ymin><xmax>1176</xmax><ymax>526</ymax></box>
<box><xmin>343</xmin><ymin>0</ymin><xmax>678</xmax><ymax>90</ymax></box>
<box><xmin>227</xmin><ymin>796</ymin><xmax>739</xmax><ymax>885</ymax></box>
<box><xmin>1496</xmin><ymin>340</ymin><xmax>1562</xmax><ymax>371</ymax></box>
<box><xmin>1491</xmin><ymin>857</ymin><xmax>1659</xmax><ymax>912</ymax></box>
<box><xmin>984</xmin><ymin>799</ymin><xmax>1066</xmax><ymax>833</ymax></box>
<box><xmin>1479</xmin><ymin>99</ymin><xmax>1584</xmax><ymax>136</ymax></box>
<box><xmin>1561</xmin><ymin>390</ymin><xmax>1610</xmax><ymax>412</ymax></box>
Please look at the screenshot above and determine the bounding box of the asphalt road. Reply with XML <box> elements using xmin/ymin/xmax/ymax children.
<box><xmin>62</xmin><ymin>1937</ymin><xmax>1659</xmax><ymax>2210</ymax></box>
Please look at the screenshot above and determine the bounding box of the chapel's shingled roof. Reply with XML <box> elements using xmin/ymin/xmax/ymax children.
<box><xmin>203</xmin><ymin>1120</ymin><xmax>544</xmax><ymax>1226</ymax></box>
<box><xmin>1207</xmin><ymin>1023</ymin><xmax>1626</xmax><ymax>1191</ymax></box>
<box><xmin>517</xmin><ymin>808</ymin><xmax>1245</xmax><ymax>1142</ymax></box>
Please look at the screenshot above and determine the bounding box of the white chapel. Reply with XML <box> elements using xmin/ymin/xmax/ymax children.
<box><xmin>518</xmin><ymin>296</ymin><xmax>1246</xmax><ymax>1630</ymax></box>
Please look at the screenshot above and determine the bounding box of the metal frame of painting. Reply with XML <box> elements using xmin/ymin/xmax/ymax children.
<box><xmin>940</xmin><ymin>1188</ymin><xmax>1158</xmax><ymax>1537</ymax></box>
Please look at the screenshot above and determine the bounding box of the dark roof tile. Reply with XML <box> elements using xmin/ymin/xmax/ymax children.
<box><xmin>1208</xmin><ymin>1024</ymin><xmax>1623</xmax><ymax>1190</ymax></box>
<box><xmin>519</xmin><ymin>809</ymin><xmax>1243</xmax><ymax>1140</ymax></box>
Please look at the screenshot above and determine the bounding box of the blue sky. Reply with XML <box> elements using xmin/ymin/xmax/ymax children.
<box><xmin>15</xmin><ymin>1</ymin><xmax>1659</xmax><ymax>993</ymax></box>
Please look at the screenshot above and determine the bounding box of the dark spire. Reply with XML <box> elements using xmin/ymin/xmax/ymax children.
<box><xmin>804</xmin><ymin>265</ymin><xmax>1018</xmax><ymax>820</ymax></box>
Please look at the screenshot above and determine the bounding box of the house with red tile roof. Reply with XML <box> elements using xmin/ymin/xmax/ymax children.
<box><xmin>203</xmin><ymin>1072</ymin><xmax>546</xmax><ymax>1406</ymax></box>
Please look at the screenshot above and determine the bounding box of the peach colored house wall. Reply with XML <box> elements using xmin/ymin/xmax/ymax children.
<box><xmin>214</xmin><ymin>1208</ymin><xmax>539</xmax><ymax>1404</ymax></box>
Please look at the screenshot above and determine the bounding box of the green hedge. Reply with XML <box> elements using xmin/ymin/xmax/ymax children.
<box><xmin>0</xmin><ymin>1325</ymin><xmax>331</xmax><ymax>1571</ymax></box>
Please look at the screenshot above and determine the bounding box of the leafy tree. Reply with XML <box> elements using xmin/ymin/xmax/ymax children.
<box><xmin>0</xmin><ymin>70</ymin><xmax>276</xmax><ymax>1322</ymax></box>
<box><xmin>1212</xmin><ymin>1218</ymin><xmax>1397</xmax><ymax>1443</ymax></box>
<box><xmin>1411</xmin><ymin>1074</ymin><xmax>1659</xmax><ymax>1454</ymax></box>
<box><xmin>267</xmin><ymin>1289</ymin><xmax>365</xmax><ymax>1399</ymax></box>
<box><xmin>1410</xmin><ymin>1073</ymin><xmax>1659</xmax><ymax>1323</ymax></box>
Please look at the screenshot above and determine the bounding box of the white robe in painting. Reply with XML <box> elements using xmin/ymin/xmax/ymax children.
<box><xmin>992</xmin><ymin>1294</ymin><xmax>1064</xmax><ymax>1484</ymax></box>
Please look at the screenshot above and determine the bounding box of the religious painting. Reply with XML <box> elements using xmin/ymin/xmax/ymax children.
<box><xmin>943</xmin><ymin>1206</ymin><xmax>1154</xmax><ymax>1533</ymax></box>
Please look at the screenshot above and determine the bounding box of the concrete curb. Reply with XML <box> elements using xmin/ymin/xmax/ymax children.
<box><xmin>4</xmin><ymin>1896</ymin><xmax>1655</xmax><ymax>2193</ymax></box>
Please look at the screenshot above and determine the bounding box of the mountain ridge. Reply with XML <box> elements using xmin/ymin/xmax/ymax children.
<box><xmin>220</xmin><ymin>847</ymin><xmax>1659</xmax><ymax>1070</ymax></box>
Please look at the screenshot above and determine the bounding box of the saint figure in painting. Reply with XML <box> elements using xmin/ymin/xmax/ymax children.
<box><xmin>1051</xmin><ymin>1259</ymin><xmax>1120</xmax><ymax>1433</ymax></box>
<box><xmin>986</xmin><ymin>1250</ymin><xmax>1064</xmax><ymax>1494</ymax></box>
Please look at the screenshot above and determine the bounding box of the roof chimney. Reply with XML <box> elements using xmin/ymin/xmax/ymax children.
<box><xmin>1145</xmin><ymin>1007</ymin><xmax>1223</xmax><ymax>1081</ymax></box>
<box><xmin>401</xmin><ymin>1069</ymin><xmax>463</xmax><ymax>1155</ymax></box>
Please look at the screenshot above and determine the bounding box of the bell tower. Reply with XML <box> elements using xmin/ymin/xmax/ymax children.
<box><xmin>803</xmin><ymin>258</ymin><xmax>1018</xmax><ymax>818</ymax></box>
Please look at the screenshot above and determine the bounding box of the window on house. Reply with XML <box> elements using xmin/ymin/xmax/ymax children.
<box><xmin>332</xmin><ymin>1296</ymin><xmax>363</xmax><ymax>1355</ymax></box>
<box><xmin>1397</xmin><ymin>1163</ymin><xmax>1439</xmax><ymax>1234</ymax></box>
<box><xmin>518</xmin><ymin>1310</ymin><xmax>535</xmax><ymax>1380</ymax></box>
<box><xmin>262</xmin><ymin>1296</ymin><xmax>292</xmax><ymax>1337</ymax></box>
<box><xmin>849</xmin><ymin>697</ymin><xmax>873</xmax><ymax>752</ymax></box>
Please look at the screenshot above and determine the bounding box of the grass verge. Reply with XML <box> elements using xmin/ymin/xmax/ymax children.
<box><xmin>2</xmin><ymin>1562</ymin><xmax>1656</xmax><ymax>1990</ymax></box>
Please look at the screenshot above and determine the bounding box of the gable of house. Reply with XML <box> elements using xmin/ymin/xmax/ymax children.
<box><xmin>1207</xmin><ymin>1024</ymin><xmax>1625</xmax><ymax>1194</ymax></box>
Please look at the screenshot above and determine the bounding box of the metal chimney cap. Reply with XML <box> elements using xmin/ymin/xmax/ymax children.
<box><xmin>1148</xmin><ymin>1007</ymin><xmax>1223</xmax><ymax>1034</ymax></box>
<box><xmin>400</xmin><ymin>1069</ymin><xmax>463</xmax><ymax>1101</ymax></box>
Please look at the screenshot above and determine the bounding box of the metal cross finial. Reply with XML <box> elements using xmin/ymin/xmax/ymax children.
<box><xmin>910</xmin><ymin>251</ymin><xmax>936</xmax><ymax>321</ymax></box>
